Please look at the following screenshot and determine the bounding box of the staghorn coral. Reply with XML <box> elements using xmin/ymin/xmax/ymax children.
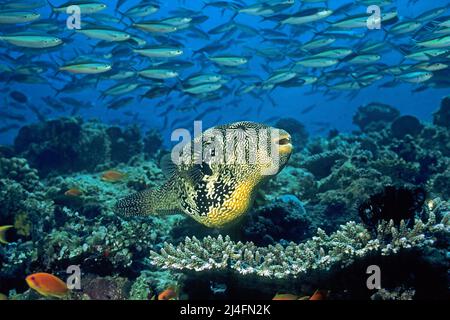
<box><xmin>149</xmin><ymin>201</ymin><xmax>449</xmax><ymax>279</ymax></box>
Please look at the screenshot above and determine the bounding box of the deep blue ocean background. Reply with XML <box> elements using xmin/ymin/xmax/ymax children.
<box><xmin>1</xmin><ymin>0</ymin><xmax>449</xmax><ymax>146</ymax></box>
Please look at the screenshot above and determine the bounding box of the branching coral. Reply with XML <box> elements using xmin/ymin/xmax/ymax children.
<box><xmin>149</xmin><ymin>202</ymin><xmax>449</xmax><ymax>279</ymax></box>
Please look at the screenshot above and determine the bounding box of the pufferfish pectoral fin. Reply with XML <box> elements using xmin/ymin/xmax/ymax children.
<box><xmin>114</xmin><ymin>187</ymin><xmax>183</xmax><ymax>217</ymax></box>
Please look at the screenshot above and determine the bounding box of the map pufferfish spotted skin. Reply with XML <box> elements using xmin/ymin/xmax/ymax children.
<box><xmin>114</xmin><ymin>121</ymin><xmax>293</xmax><ymax>228</ymax></box>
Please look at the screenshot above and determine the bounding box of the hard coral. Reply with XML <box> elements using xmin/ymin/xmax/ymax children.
<box><xmin>144</xmin><ymin>129</ymin><xmax>164</xmax><ymax>158</ymax></box>
<box><xmin>433</xmin><ymin>96</ymin><xmax>450</xmax><ymax>129</ymax></box>
<box><xmin>390</xmin><ymin>115</ymin><xmax>423</xmax><ymax>139</ymax></box>
<box><xmin>14</xmin><ymin>118</ymin><xmax>109</xmax><ymax>176</ymax></box>
<box><xmin>14</xmin><ymin>118</ymin><xmax>146</xmax><ymax>177</ymax></box>
<box><xmin>106</xmin><ymin>125</ymin><xmax>143</xmax><ymax>163</ymax></box>
<box><xmin>0</xmin><ymin>157</ymin><xmax>40</xmax><ymax>192</ymax></box>
<box><xmin>150</xmin><ymin>204</ymin><xmax>449</xmax><ymax>279</ymax></box>
<box><xmin>81</xmin><ymin>275</ymin><xmax>131</xmax><ymax>300</ymax></box>
<box><xmin>358</xmin><ymin>186</ymin><xmax>426</xmax><ymax>229</ymax></box>
<box><xmin>353</xmin><ymin>102</ymin><xmax>400</xmax><ymax>132</ymax></box>
<box><xmin>243</xmin><ymin>195</ymin><xmax>313</xmax><ymax>246</ymax></box>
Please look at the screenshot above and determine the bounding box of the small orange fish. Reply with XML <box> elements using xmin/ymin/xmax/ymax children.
<box><xmin>64</xmin><ymin>188</ymin><xmax>83</xmax><ymax>197</ymax></box>
<box><xmin>158</xmin><ymin>286</ymin><xmax>179</xmax><ymax>300</ymax></box>
<box><xmin>101</xmin><ymin>170</ymin><xmax>126</xmax><ymax>182</ymax></box>
<box><xmin>309</xmin><ymin>289</ymin><xmax>328</xmax><ymax>301</ymax></box>
<box><xmin>26</xmin><ymin>273</ymin><xmax>68</xmax><ymax>298</ymax></box>
<box><xmin>0</xmin><ymin>225</ymin><xmax>13</xmax><ymax>245</ymax></box>
<box><xmin>272</xmin><ymin>293</ymin><xmax>299</xmax><ymax>300</ymax></box>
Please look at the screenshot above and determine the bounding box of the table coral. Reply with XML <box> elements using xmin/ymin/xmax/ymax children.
<box><xmin>149</xmin><ymin>201</ymin><xmax>449</xmax><ymax>279</ymax></box>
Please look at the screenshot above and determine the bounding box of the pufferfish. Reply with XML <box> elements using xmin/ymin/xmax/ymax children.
<box><xmin>115</xmin><ymin>121</ymin><xmax>292</xmax><ymax>228</ymax></box>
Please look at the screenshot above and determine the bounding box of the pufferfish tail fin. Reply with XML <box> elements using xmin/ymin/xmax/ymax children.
<box><xmin>114</xmin><ymin>186</ymin><xmax>183</xmax><ymax>217</ymax></box>
<box><xmin>114</xmin><ymin>190</ymin><xmax>156</xmax><ymax>217</ymax></box>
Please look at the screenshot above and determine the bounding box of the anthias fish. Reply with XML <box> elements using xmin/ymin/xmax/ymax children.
<box><xmin>101</xmin><ymin>170</ymin><xmax>126</xmax><ymax>182</ymax></box>
<box><xmin>115</xmin><ymin>122</ymin><xmax>292</xmax><ymax>228</ymax></box>
<box><xmin>25</xmin><ymin>273</ymin><xmax>69</xmax><ymax>298</ymax></box>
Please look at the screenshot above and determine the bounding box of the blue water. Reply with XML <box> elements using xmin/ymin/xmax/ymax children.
<box><xmin>1</xmin><ymin>0</ymin><xmax>449</xmax><ymax>145</ymax></box>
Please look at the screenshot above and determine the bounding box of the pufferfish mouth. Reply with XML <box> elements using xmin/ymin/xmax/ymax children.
<box><xmin>277</xmin><ymin>136</ymin><xmax>291</xmax><ymax>145</ymax></box>
<box><xmin>273</xmin><ymin>132</ymin><xmax>293</xmax><ymax>154</ymax></box>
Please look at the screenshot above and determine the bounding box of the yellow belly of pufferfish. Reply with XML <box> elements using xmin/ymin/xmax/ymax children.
<box><xmin>192</xmin><ymin>180</ymin><xmax>256</xmax><ymax>228</ymax></box>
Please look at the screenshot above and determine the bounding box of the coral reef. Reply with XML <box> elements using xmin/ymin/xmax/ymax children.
<box><xmin>81</xmin><ymin>275</ymin><xmax>132</xmax><ymax>300</ymax></box>
<box><xmin>242</xmin><ymin>195</ymin><xmax>314</xmax><ymax>246</ymax></box>
<box><xmin>106</xmin><ymin>125</ymin><xmax>143</xmax><ymax>164</ymax></box>
<box><xmin>390</xmin><ymin>115</ymin><xmax>424</xmax><ymax>138</ymax></box>
<box><xmin>0</xmin><ymin>156</ymin><xmax>53</xmax><ymax>286</ymax></box>
<box><xmin>0</xmin><ymin>155</ymin><xmax>180</xmax><ymax>296</ymax></box>
<box><xmin>358</xmin><ymin>186</ymin><xmax>426</xmax><ymax>229</ymax></box>
<box><xmin>13</xmin><ymin>117</ymin><xmax>163</xmax><ymax>177</ymax></box>
<box><xmin>144</xmin><ymin>129</ymin><xmax>164</xmax><ymax>158</ymax></box>
<box><xmin>1</xmin><ymin>96</ymin><xmax>449</xmax><ymax>300</ymax></box>
<box><xmin>14</xmin><ymin>118</ymin><xmax>109</xmax><ymax>176</ymax></box>
<box><xmin>0</xmin><ymin>157</ymin><xmax>40</xmax><ymax>192</ymax></box>
<box><xmin>370</xmin><ymin>287</ymin><xmax>416</xmax><ymax>301</ymax></box>
<box><xmin>433</xmin><ymin>95</ymin><xmax>450</xmax><ymax>129</ymax></box>
<box><xmin>428</xmin><ymin>168</ymin><xmax>450</xmax><ymax>200</ymax></box>
<box><xmin>265</xmin><ymin>100</ymin><xmax>450</xmax><ymax>233</ymax></box>
<box><xmin>129</xmin><ymin>270</ymin><xmax>185</xmax><ymax>300</ymax></box>
<box><xmin>353</xmin><ymin>102</ymin><xmax>400</xmax><ymax>132</ymax></box>
<box><xmin>149</xmin><ymin>201</ymin><xmax>449</xmax><ymax>279</ymax></box>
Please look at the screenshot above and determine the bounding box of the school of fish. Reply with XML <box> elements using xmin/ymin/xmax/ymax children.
<box><xmin>1</xmin><ymin>0</ymin><xmax>450</xmax><ymax>134</ymax></box>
